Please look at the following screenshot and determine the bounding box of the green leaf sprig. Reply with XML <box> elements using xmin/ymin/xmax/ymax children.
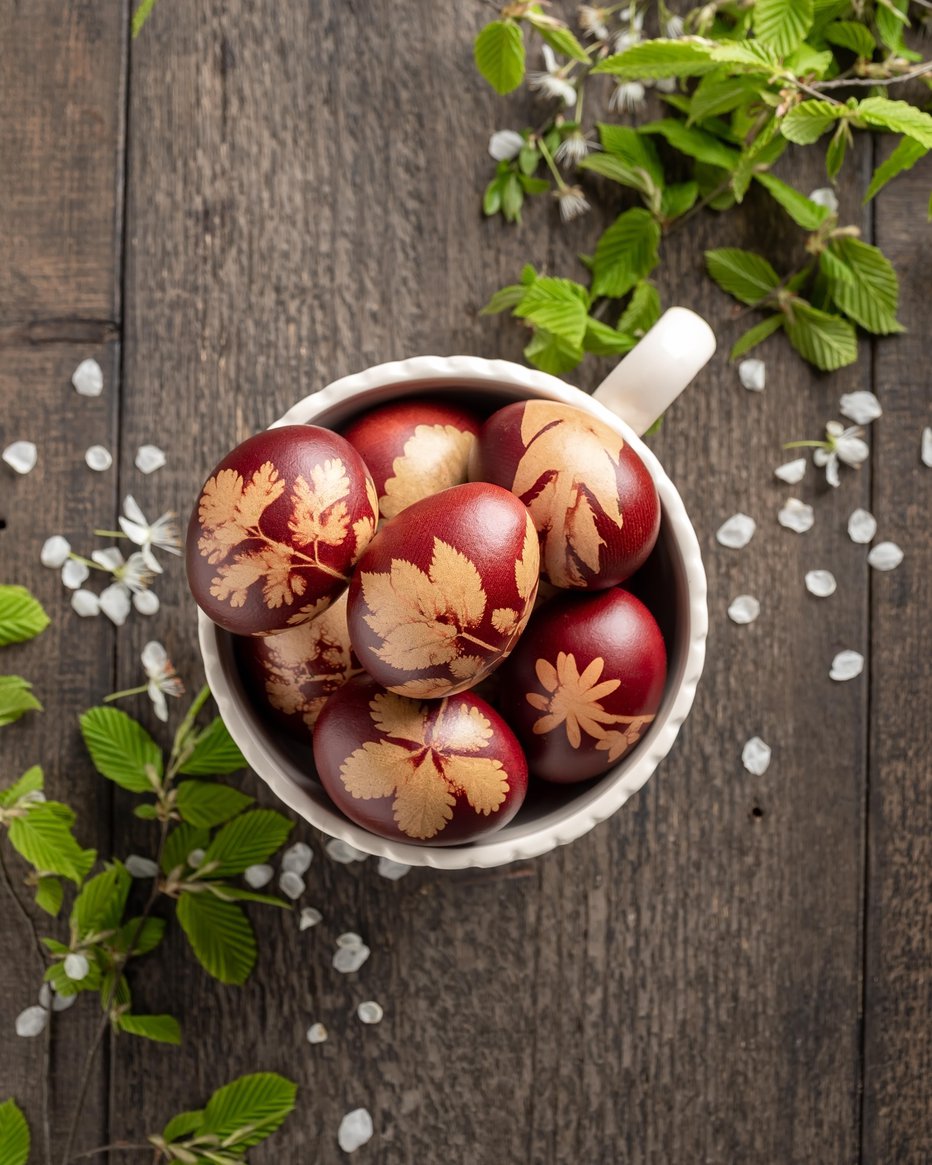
<box><xmin>0</xmin><ymin>585</ymin><xmax>48</xmax><ymax>729</ymax></box>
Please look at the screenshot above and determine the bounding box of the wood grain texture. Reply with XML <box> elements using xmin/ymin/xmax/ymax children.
<box><xmin>861</xmin><ymin>146</ymin><xmax>932</xmax><ymax>1165</ymax></box>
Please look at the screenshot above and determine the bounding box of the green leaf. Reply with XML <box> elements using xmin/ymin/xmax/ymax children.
<box><xmin>784</xmin><ymin>300</ymin><xmax>858</xmax><ymax>369</ymax></box>
<box><xmin>118</xmin><ymin>915</ymin><xmax>166</xmax><ymax>956</ymax></box>
<box><xmin>520</xmin><ymin>264</ymin><xmax>537</xmax><ymax>285</ymax></box>
<box><xmin>501</xmin><ymin>173</ymin><xmax>523</xmax><ymax>223</ymax></box>
<box><xmin>824</xmin><ymin>237</ymin><xmax>904</xmax><ymax>333</ymax></box>
<box><xmin>518</xmin><ymin>145</ymin><xmax>539</xmax><ymax>176</ymax></box>
<box><xmin>617</xmin><ymin>281</ymin><xmax>662</xmax><ymax>336</ymax></box>
<box><xmin>178</xmin><ymin>717</ymin><xmax>246</xmax><ymax>776</ymax></box>
<box><xmin>754</xmin><ymin>172</ymin><xmax>830</xmax><ymax>229</ymax></box>
<box><xmin>823</xmin><ymin>20</ymin><xmax>876</xmax><ymax>58</ymax></box>
<box><xmin>596</xmin><ymin>123</ymin><xmax>664</xmax><ymax>189</ymax></box>
<box><xmin>0</xmin><ymin>677</ymin><xmax>42</xmax><ymax>727</ymax></box>
<box><xmin>784</xmin><ymin>43</ymin><xmax>833</xmax><ymax>78</ymax></box>
<box><xmin>819</xmin><ymin>248</ymin><xmax>855</xmax><ymax>285</ymax></box>
<box><xmin>864</xmin><ymin>136</ymin><xmax>927</xmax><ymax>202</ymax></box>
<box><xmin>578</xmin><ymin>152</ymin><xmax>656</xmax><ymax>197</ymax></box>
<box><xmin>480</xmin><ymin>284</ymin><xmax>525</xmax><ymax>315</ymax></box>
<box><xmin>514</xmin><ymin>278</ymin><xmax>589</xmax><ymax>347</ymax></box>
<box><xmin>660</xmin><ymin>181</ymin><xmax>698</xmax><ymax>220</ymax></box>
<box><xmin>825</xmin><ymin>121</ymin><xmax>849</xmax><ymax>181</ymax></box>
<box><xmin>582</xmin><ymin>319</ymin><xmax>636</xmax><ymax>357</ymax></box>
<box><xmin>0</xmin><ymin>586</ymin><xmax>49</xmax><ymax>646</ymax></box>
<box><xmin>780</xmin><ymin>100</ymin><xmax>846</xmax><ymax>144</ymax></box>
<box><xmin>162</xmin><ymin>1110</ymin><xmax>205</xmax><ymax>1144</ymax></box>
<box><xmin>72</xmin><ymin>864</ymin><xmax>131</xmax><ymax>937</ymax></box>
<box><xmin>729</xmin><ymin>314</ymin><xmax>785</xmax><ymax>359</ymax></box>
<box><xmin>80</xmin><ymin>707</ymin><xmax>163</xmax><ymax>793</ymax></box>
<box><xmin>856</xmin><ymin>97</ymin><xmax>932</xmax><ymax>149</ymax></box>
<box><xmin>705</xmin><ymin>248</ymin><xmax>781</xmax><ymax>305</ymax></box>
<box><xmin>209</xmin><ymin>884</ymin><xmax>290</xmax><ymax>908</ymax></box>
<box><xmin>199</xmin><ymin>1072</ymin><xmax>298</xmax><ymax>1149</ymax></box>
<box><xmin>640</xmin><ymin>119</ymin><xmax>740</xmax><ymax>171</ymax></box>
<box><xmin>160</xmin><ymin>823</ymin><xmax>210</xmax><ymax>876</ymax></box>
<box><xmin>517</xmin><ymin>174</ymin><xmax>549</xmax><ymax>195</ymax></box>
<box><xmin>0</xmin><ymin>1098</ymin><xmax>29</xmax><ymax>1165</ymax></box>
<box><xmin>134</xmin><ymin>803</ymin><xmax>158</xmax><ymax>820</ymax></box>
<box><xmin>118</xmin><ymin>1013</ymin><xmax>181</xmax><ymax>1044</ymax></box>
<box><xmin>530</xmin><ymin>20</ymin><xmax>589</xmax><ymax>63</ymax></box>
<box><xmin>0</xmin><ymin>766</ymin><xmax>43</xmax><ymax>808</ymax></box>
<box><xmin>753</xmin><ymin>0</ymin><xmax>813</xmax><ymax>54</ymax></box>
<box><xmin>875</xmin><ymin>0</ymin><xmax>909</xmax><ymax>51</ymax></box>
<box><xmin>731</xmin><ymin>125</ymin><xmax>787</xmax><ymax>203</ymax></box>
<box><xmin>131</xmin><ymin>0</ymin><xmax>160</xmax><ymax>38</ymax></box>
<box><xmin>176</xmin><ymin>781</ymin><xmax>253</xmax><ymax>828</ymax></box>
<box><xmin>176</xmin><ymin>891</ymin><xmax>257</xmax><ymax>984</ymax></box>
<box><xmin>708</xmin><ymin>41</ymin><xmax>781</xmax><ymax>71</ymax></box>
<box><xmin>201</xmin><ymin>809</ymin><xmax>293</xmax><ymax>877</ymax></box>
<box><xmin>482</xmin><ymin>178</ymin><xmax>502</xmax><ymax>216</ymax></box>
<box><xmin>592</xmin><ymin>38</ymin><xmax>717</xmax><ymax>80</ymax></box>
<box><xmin>688</xmin><ymin>72</ymin><xmax>757</xmax><ymax>125</ymax></box>
<box><xmin>34</xmin><ymin>875</ymin><xmax>63</xmax><ymax>916</ymax></box>
<box><xmin>523</xmin><ymin>329</ymin><xmax>584</xmax><ymax>375</ymax></box>
<box><xmin>474</xmin><ymin>20</ymin><xmax>525</xmax><ymax>95</ymax></box>
<box><xmin>591</xmin><ymin>208</ymin><xmax>661</xmax><ymax>299</ymax></box>
<box><xmin>8</xmin><ymin>804</ymin><xmax>95</xmax><ymax>885</ymax></box>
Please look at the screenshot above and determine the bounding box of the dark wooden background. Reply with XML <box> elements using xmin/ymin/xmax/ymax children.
<box><xmin>1</xmin><ymin>2</ymin><xmax>930</xmax><ymax>1162</ymax></box>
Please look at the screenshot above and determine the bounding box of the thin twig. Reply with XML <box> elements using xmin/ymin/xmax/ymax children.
<box><xmin>790</xmin><ymin>76</ymin><xmax>847</xmax><ymax>105</ymax></box>
<box><xmin>67</xmin><ymin>1142</ymin><xmax>153</xmax><ymax>1161</ymax></box>
<box><xmin>816</xmin><ymin>59</ymin><xmax>932</xmax><ymax>89</ymax></box>
<box><xmin>0</xmin><ymin>840</ymin><xmax>49</xmax><ymax>964</ymax></box>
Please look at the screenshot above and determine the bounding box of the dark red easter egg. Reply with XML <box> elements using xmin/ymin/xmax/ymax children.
<box><xmin>346</xmin><ymin>482</ymin><xmax>540</xmax><ymax>698</ymax></box>
<box><xmin>342</xmin><ymin>397</ymin><xmax>482</xmax><ymax>520</ymax></box>
<box><xmin>313</xmin><ymin>674</ymin><xmax>528</xmax><ymax>845</ymax></box>
<box><xmin>500</xmin><ymin>588</ymin><xmax>667</xmax><ymax>783</ymax></box>
<box><xmin>469</xmin><ymin>400</ymin><xmax>660</xmax><ymax>590</ymax></box>
<box><xmin>236</xmin><ymin>591</ymin><xmax>361</xmax><ymax>740</ymax></box>
<box><xmin>186</xmin><ymin>425</ymin><xmax>378</xmax><ymax>635</ymax></box>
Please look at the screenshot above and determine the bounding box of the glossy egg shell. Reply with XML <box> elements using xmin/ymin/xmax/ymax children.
<box><xmin>499</xmin><ymin>588</ymin><xmax>667</xmax><ymax>783</ymax></box>
<box><xmin>186</xmin><ymin>425</ymin><xmax>378</xmax><ymax>636</ymax></box>
<box><xmin>346</xmin><ymin>481</ymin><xmax>540</xmax><ymax>698</ymax></box>
<box><xmin>313</xmin><ymin>674</ymin><xmax>528</xmax><ymax>845</ymax></box>
<box><xmin>235</xmin><ymin>591</ymin><xmax>360</xmax><ymax>741</ymax></box>
<box><xmin>342</xmin><ymin>397</ymin><xmax>482</xmax><ymax>520</ymax></box>
<box><xmin>469</xmin><ymin>400</ymin><xmax>660</xmax><ymax>590</ymax></box>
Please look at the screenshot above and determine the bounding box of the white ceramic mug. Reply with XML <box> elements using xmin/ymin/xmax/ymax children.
<box><xmin>199</xmin><ymin>307</ymin><xmax>716</xmax><ymax>869</ymax></box>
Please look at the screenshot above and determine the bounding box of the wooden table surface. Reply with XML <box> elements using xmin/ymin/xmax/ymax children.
<box><xmin>2</xmin><ymin>3</ymin><xmax>930</xmax><ymax>1163</ymax></box>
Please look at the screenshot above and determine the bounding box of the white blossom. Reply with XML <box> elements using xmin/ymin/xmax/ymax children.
<box><xmin>555</xmin><ymin>185</ymin><xmax>591</xmax><ymax>222</ymax></box>
<box><xmin>529</xmin><ymin>45</ymin><xmax>577</xmax><ymax>107</ymax></box>
<box><xmin>609</xmin><ymin>81</ymin><xmax>646</xmax><ymax>113</ymax></box>
<box><xmin>118</xmin><ymin>496</ymin><xmax>181</xmax><ymax>574</ymax></box>
<box><xmin>578</xmin><ymin>5</ymin><xmax>610</xmax><ymax>40</ymax></box>
<box><xmin>808</xmin><ymin>187</ymin><xmax>839</xmax><ymax>213</ymax></box>
<box><xmin>811</xmin><ymin>421</ymin><xmax>869</xmax><ymax>487</ymax></box>
<box><xmin>662</xmin><ymin>13</ymin><xmax>685</xmax><ymax>37</ymax></box>
<box><xmin>488</xmin><ymin>130</ymin><xmax>525</xmax><ymax>162</ymax></box>
<box><xmin>141</xmin><ymin>640</ymin><xmax>185</xmax><ymax>721</ymax></box>
<box><xmin>555</xmin><ymin>130</ymin><xmax>597</xmax><ymax>166</ymax></box>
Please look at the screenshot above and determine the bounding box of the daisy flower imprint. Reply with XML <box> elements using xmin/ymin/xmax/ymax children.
<box><xmin>104</xmin><ymin>641</ymin><xmax>185</xmax><ymax>721</ymax></box>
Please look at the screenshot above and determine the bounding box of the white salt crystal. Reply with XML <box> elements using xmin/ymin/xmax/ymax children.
<box><xmin>715</xmin><ymin>513</ymin><xmax>756</xmax><ymax>549</ymax></box>
<box><xmin>778</xmin><ymin>498</ymin><xmax>814</xmax><ymax>534</ymax></box>
<box><xmin>99</xmin><ymin>583</ymin><xmax>131</xmax><ymax>626</ymax></box>
<box><xmin>72</xmin><ymin>358</ymin><xmax>103</xmax><ymax>397</ymax></box>
<box><xmin>356</xmin><ymin>1001</ymin><xmax>384</xmax><ymax>1025</ymax></box>
<box><xmin>135</xmin><ymin>444</ymin><xmax>166</xmax><ymax>474</ymax></box>
<box><xmin>279</xmin><ymin>870</ymin><xmax>305</xmax><ymax>900</ymax></box>
<box><xmin>867</xmin><ymin>541</ymin><xmax>904</xmax><ymax>571</ymax></box>
<box><xmin>41</xmin><ymin>535</ymin><xmax>71</xmax><ymax>568</ymax></box>
<box><xmin>741</xmin><ymin>736</ymin><xmax>771</xmax><ymax>776</ymax></box>
<box><xmin>377</xmin><ymin>857</ymin><xmax>411</xmax><ymax>881</ymax></box>
<box><xmin>85</xmin><ymin>445</ymin><xmax>112</xmax><ymax>472</ymax></box>
<box><xmin>61</xmin><ymin>559</ymin><xmax>89</xmax><ymax>589</ymax></box>
<box><xmin>847</xmin><ymin>508</ymin><xmax>877</xmax><ymax>544</ymax></box>
<box><xmin>774</xmin><ymin>458</ymin><xmax>806</xmax><ymax>484</ymax></box>
<box><xmin>325</xmin><ymin>838</ymin><xmax>368</xmax><ymax>864</ymax></box>
<box><xmin>738</xmin><ymin>358</ymin><xmax>765</xmax><ymax>391</ymax></box>
<box><xmin>839</xmin><ymin>391</ymin><xmax>882</xmax><ymax>425</ymax></box>
<box><xmin>306</xmin><ymin>1022</ymin><xmax>328</xmax><ymax>1045</ymax></box>
<box><xmin>71</xmin><ymin>590</ymin><xmax>101</xmax><ymax>617</ymax></box>
<box><xmin>337</xmin><ymin>1108</ymin><xmax>374</xmax><ymax>1153</ymax></box>
<box><xmin>805</xmin><ymin>570</ymin><xmax>837</xmax><ymax>598</ymax></box>
<box><xmin>244</xmin><ymin>864</ymin><xmax>274</xmax><ymax>889</ymax></box>
<box><xmin>299</xmin><ymin>907</ymin><xmax>323</xmax><ymax>930</ymax></box>
<box><xmin>133</xmin><ymin>590</ymin><xmax>159</xmax><ymax>616</ymax></box>
<box><xmin>125</xmin><ymin>854</ymin><xmax>159</xmax><ymax>878</ymax></box>
<box><xmin>727</xmin><ymin>595</ymin><xmax>760</xmax><ymax>625</ymax></box>
<box><xmin>15</xmin><ymin>1005</ymin><xmax>49</xmax><ymax>1038</ymax></box>
<box><xmin>333</xmin><ymin>943</ymin><xmax>371</xmax><ymax>974</ymax></box>
<box><xmin>3</xmin><ymin>441</ymin><xmax>37</xmax><ymax>475</ymax></box>
<box><xmin>282</xmin><ymin>842</ymin><xmax>313</xmax><ymax>875</ymax></box>
<box><xmin>830</xmin><ymin>650</ymin><xmax>864</xmax><ymax>681</ymax></box>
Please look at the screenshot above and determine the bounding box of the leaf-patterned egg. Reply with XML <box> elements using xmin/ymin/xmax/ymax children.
<box><xmin>186</xmin><ymin>425</ymin><xmax>378</xmax><ymax>635</ymax></box>
<box><xmin>346</xmin><ymin>482</ymin><xmax>540</xmax><ymax>698</ymax></box>
<box><xmin>235</xmin><ymin>591</ymin><xmax>361</xmax><ymax>740</ymax></box>
<box><xmin>499</xmin><ymin>588</ymin><xmax>667</xmax><ymax>783</ymax></box>
<box><xmin>313</xmin><ymin>674</ymin><xmax>528</xmax><ymax>845</ymax></box>
<box><xmin>342</xmin><ymin>397</ymin><xmax>482</xmax><ymax>520</ymax></box>
<box><xmin>469</xmin><ymin>400</ymin><xmax>660</xmax><ymax>590</ymax></box>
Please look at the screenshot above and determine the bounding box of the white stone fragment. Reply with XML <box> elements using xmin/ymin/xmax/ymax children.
<box><xmin>125</xmin><ymin>854</ymin><xmax>159</xmax><ymax>878</ymax></box>
<box><xmin>778</xmin><ymin>498</ymin><xmax>814</xmax><ymax>534</ymax></box>
<box><xmin>333</xmin><ymin>942</ymin><xmax>371</xmax><ymax>975</ymax></box>
<box><xmin>3</xmin><ymin>441</ymin><xmax>37</xmax><ymax>475</ymax></box>
<box><xmin>41</xmin><ymin>535</ymin><xmax>71</xmax><ymax>568</ymax></box>
<box><xmin>727</xmin><ymin>595</ymin><xmax>760</xmax><ymax>625</ymax></box>
<box><xmin>357</xmin><ymin>1001</ymin><xmax>384</xmax><ymax>1025</ymax></box>
<box><xmin>867</xmin><ymin>541</ymin><xmax>904</xmax><ymax>571</ymax></box>
<box><xmin>244</xmin><ymin>863</ymin><xmax>274</xmax><ymax>889</ymax></box>
<box><xmin>830</xmin><ymin>650</ymin><xmax>864</xmax><ymax>681</ymax></box>
<box><xmin>64</xmin><ymin>953</ymin><xmax>89</xmax><ymax>981</ymax></box>
<box><xmin>715</xmin><ymin>513</ymin><xmax>756</xmax><ymax>549</ymax></box>
<box><xmin>299</xmin><ymin>907</ymin><xmax>323</xmax><ymax>930</ymax></box>
<box><xmin>72</xmin><ymin>358</ymin><xmax>103</xmax><ymax>397</ymax></box>
<box><xmin>85</xmin><ymin>445</ymin><xmax>113</xmax><ymax>472</ymax></box>
<box><xmin>741</xmin><ymin>736</ymin><xmax>772</xmax><ymax>776</ymax></box>
<box><xmin>847</xmin><ymin>508</ymin><xmax>877</xmax><ymax>544</ymax></box>
<box><xmin>71</xmin><ymin>589</ymin><xmax>101</xmax><ymax>617</ymax></box>
<box><xmin>922</xmin><ymin>427</ymin><xmax>932</xmax><ymax>468</ymax></box>
<box><xmin>279</xmin><ymin>870</ymin><xmax>305</xmax><ymax>900</ymax></box>
<box><xmin>325</xmin><ymin>838</ymin><xmax>368</xmax><ymax>864</ymax></box>
<box><xmin>774</xmin><ymin>458</ymin><xmax>806</xmax><ymax>484</ymax></box>
<box><xmin>135</xmin><ymin>444</ymin><xmax>166</xmax><ymax>474</ymax></box>
<box><xmin>337</xmin><ymin>1108</ymin><xmax>374</xmax><ymax>1153</ymax></box>
<box><xmin>809</xmin><ymin>187</ymin><xmax>838</xmax><ymax>213</ymax></box>
<box><xmin>187</xmin><ymin>848</ymin><xmax>205</xmax><ymax>868</ymax></box>
<box><xmin>61</xmin><ymin>559</ymin><xmax>89</xmax><ymax>589</ymax></box>
<box><xmin>805</xmin><ymin>570</ymin><xmax>837</xmax><ymax>598</ymax></box>
<box><xmin>15</xmin><ymin>1005</ymin><xmax>49</xmax><ymax>1038</ymax></box>
<box><xmin>377</xmin><ymin>857</ymin><xmax>411</xmax><ymax>881</ymax></box>
<box><xmin>839</xmin><ymin>391</ymin><xmax>882</xmax><ymax>425</ymax></box>
<box><xmin>738</xmin><ymin>358</ymin><xmax>765</xmax><ymax>391</ymax></box>
<box><xmin>282</xmin><ymin>842</ymin><xmax>313</xmax><ymax>875</ymax></box>
<box><xmin>99</xmin><ymin>583</ymin><xmax>131</xmax><ymax>626</ymax></box>
<box><xmin>133</xmin><ymin>590</ymin><xmax>159</xmax><ymax>616</ymax></box>
<box><xmin>306</xmin><ymin>1022</ymin><xmax>328</xmax><ymax>1045</ymax></box>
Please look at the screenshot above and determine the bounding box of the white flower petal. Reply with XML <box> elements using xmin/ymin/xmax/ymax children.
<box><xmin>805</xmin><ymin>570</ymin><xmax>837</xmax><ymax>598</ymax></box>
<box><xmin>922</xmin><ymin>426</ymin><xmax>932</xmax><ymax>468</ymax></box>
<box><xmin>92</xmin><ymin>547</ymin><xmax>124</xmax><ymax>570</ymax></box>
<box><xmin>778</xmin><ymin>498</ymin><xmax>814</xmax><ymax>534</ymax></box>
<box><xmin>541</xmin><ymin>43</ymin><xmax>558</xmax><ymax>73</ymax></box>
<box><xmin>99</xmin><ymin>583</ymin><xmax>131</xmax><ymax>626</ymax></box>
<box><xmin>3</xmin><ymin>441</ymin><xmax>37</xmax><ymax>475</ymax></box>
<box><xmin>839</xmin><ymin>391</ymin><xmax>882</xmax><ymax>425</ymax></box>
<box><xmin>654</xmin><ymin>76</ymin><xmax>677</xmax><ymax>93</ymax></box>
<box><xmin>282</xmin><ymin>842</ymin><xmax>313</xmax><ymax>876</ymax></box>
<box><xmin>333</xmin><ymin>943</ymin><xmax>371</xmax><ymax>974</ymax></box>
<box><xmin>609</xmin><ymin>80</ymin><xmax>646</xmax><ymax>112</ymax></box>
<box><xmin>148</xmin><ymin>683</ymin><xmax>168</xmax><ymax>722</ymax></box>
<box><xmin>741</xmin><ymin>736</ymin><xmax>771</xmax><ymax>776</ymax></box>
<box><xmin>808</xmin><ymin>187</ymin><xmax>838</xmax><ymax>213</ymax></box>
<box><xmin>39</xmin><ymin>983</ymin><xmax>52</xmax><ymax>1010</ymax></box>
<box><xmin>279</xmin><ymin>870</ymin><xmax>305</xmax><ymax>900</ymax></box>
<box><xmin>356</xmin><ymin>1000</ymin><xmax>384</xmax><ymax>1025</ymax></box>
<box><xmin>244</xmin><ymin>864</ymin><xmax>274</xmax><ymax>889</ymax></box>
<box><xmin>41</xmin><ymin>535</ymin><xmax>71</xmax><ymax>568</ymax></box>
<box><xmin>306</xmin><ymin>1022</ymin><xmax>328</xmax><ymax>1044</ymax></box>
<box><xmin>835</xmin><ymin>432</ymin><xmax>869</xmax><ymax>466</ymax></box>
<box><xmin>376</xmin><ymin>857</ymin><xmax>411</xmax><ymax>881</ymax></box>
<box><xmin>715</xmin><ymin>513</ymin><xmax>756</xmax><ymax>549</ymax></box>
<box><xmin>71</xmin><ymin>589</ymin><xmax>101</xmax><ymax>617</ymax></box>
<box><xmin>135</xmin><ymin>445</ymin><xmax>166</xmax><ymax>474</ymax></box>
<box><xmin>72</xmin><ymin>358</ymin><xmax>104</xmax><ymax>397</ymax></box>
<box><xmin>122</xmin><ymin>495</ymin><xmax>147</xmax><ymax>526</ymax></box>
<box><xmin>85</xmin><ymin>445</ymin><xmax>112</xmax><ymax>472</ymax></box>
<box><xmin>488</xmin><ymin>129</ymin><xmax>524</xmax><ymax>161</ymax></box>
<box><xmin>774</xmin><ymin>458</ymin><xmax>806</xmax><ymax>484</ymax></box>
<box><xmin>867</xmin><ymin>541</ymin><xmax>904</xmax><ymax>571</ymax></box>
<box><xmin>141</xmin><ymin>641</ymin><xmax>169</xmax><ymax>674</ymax></box>
<box><xmin>51</xmin><ymin>987</ymin><xmax>76</xmax><ymax>1012</ymax></box>
<box><xmin>830</xmin><ymin>650</ymin><xmax>864</xmax><ymax>681</ymax></box>
<box><xmin>337</xmin><ymin>1109</ymin><xmax>374</xmax><ymax>1153</ymax></box>
<box><xmin>738</xmin><ymin>358</ymin><xmax>765</xmax><ymax>391</ymax></box>
<box><xmin>188</xmin><ymin>848</ymin><xmax>205</xmax><ymax>868</ymax></box>
<box><xmin>336</xmin><ymin>932</ymin><xmax>364</xmax><ymax>948</ymax></box>
<box><xmin>727</xmin><ymin>595</ymin><xmax>760</xmax><ymax>625</ymax></box>
<box><xmin>325</xmin><ymin>838</ymin><xmax>368</xmax><ymax>864</ymax></box>
<box><xmin>299</xmin><ymin>906</ymin><xmax>323</xmax><ymax>930</ymax></box>
<box><xmin>61</xmin><ymin>559</ymin><xmax>89</xmax><ymax>589</ymax></box>
<box><xmin>133</xmin><ymin>590</ymin><xmax>160</xmax><ymax>616</ymax></box>
<box><xmin>16</xmin><ymin>1005</ymin><xmax>49</xmax><ymax>1038</ymax></box>
<box><xmin>64</xmin><ymin>952</ymin><xmax>89</xmax><ymax>981</ymax></box>
<box><xmin>847</xmin><ymin>508</ymin><xmax>877</xmax><ymax>544</ymax></box>
<box><xmin>824</xmin><ymin>455</ymin><xmax>840</xmax><ymax>488</ymax></box>
<box><xmin>125</xmin><ymin>854</ymin><xmax>159</xmax><ymax>878</ymax></box>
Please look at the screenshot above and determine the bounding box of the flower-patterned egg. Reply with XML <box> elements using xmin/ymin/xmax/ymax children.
<box><xmin>346</xmin><ymin>482</ymin><xmax>540</xmax><ymax>698</ymax></box>
<box><xmin>235</xmin><ymin>591</ymin><xmax>360</xmax><ymax>740</ymax></box>
<box><xmin>469</xmin><ymin>400</ymin><xmax>660</xmax><ymax>590</ymax></box>
<box><xmin>342</xmin><ymin>397</ymin><xmax>482</xmax><ymax>520</ymax></box>
<box><xmin>313</xmin><ymin>674</ymin><xmax>528</xmax><ymax>845</ymax></box>
<box><xmin>186</xmin><ymin>425</ymin><xmax>378</xmax><ymax>636</ymax></box>
<box><xmin>499</xmin><ymin>588</ymin><xmax>667</xmax><ymax>783</ymax></box>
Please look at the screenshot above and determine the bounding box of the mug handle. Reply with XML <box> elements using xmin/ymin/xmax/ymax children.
<box><xmin>592</xmin><ymin>306</ymin><xmax>716</xmax><ymax>436</ymax></box>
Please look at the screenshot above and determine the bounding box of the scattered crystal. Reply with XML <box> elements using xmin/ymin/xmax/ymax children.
<box><xmin>282</xmin><ymin>842</ymin><xmax>313</xmax><ymax>876</ymax></box>
<box><xmin>306</xmin><ymin>1022</ymin><xmax>328</xmax><ymax>1045</ymax></box>
<box><xmin>64</xmin><ymin>953</ymin><xmax>89</xmax><ymax>981</ymax></box>
<box><xmin>336</xmin><ymin>932</ymin><xmax>364</xmax><ymax>948</ymax></box>
<box><xmin>99</xmin><ymin>583</ymin><xmax>131</xmax><ymax>626</ymax></box>
<box><xmin>325</xmin><ymin>838</ymin><xmax>368</xmax><ymax>864</ymax></box>
<box><xmin>41</xmin><ymin>536</ymin><xmax>71</xmax><ymax>568</ymax></box>
<box><xmin>809</xmin><ymin>187</ymin><xmax>838</xmax><ymax>213</ymax></box>
<box><xmin>830</xmin><ymin>650</ymin><xmax>864</xmax><ymax>682</ymax></box>
<box><xmin>61</xmin><ymin>559</ymin><xmax>89</xmax><ymax>590</ymax></box>
<box><xmin>774</xmin><ymin>458</ymin><xmax>806</xmax><ymax>484</ymax></box>
<box><xmin>279</xmin><ymin>870</ymin><xmax>305</xmax><ymax>900</ymax></box>
<box><xmin>715</xmin><ymin>513</ymin><xmax>756</xmax><ymax>549</ymax></box>
<box><xmin>333</xmin><ymin>942</ymin><xmax>371</xmax><ymax>974</ymax></box>
<box><xmin>133</xmin><ymin>590</ymin><xmax>159</xmax><ymax>616</ymax></box>
<box><xmin>3</xmin><ymin>441</ymin><xmax>37</xmax><ymax>475</ymax></box>
<box><xmin>357</xmin><ymin>1001</ymin><xmax>384</xmax><ymax>1025</ymax></box>
<box><xmin>299</xmin><ymin>907</ymin><xmax>323</xmax><ymax>930</ymax></box>
<box><xmin>805</xmin><ymin>570</ymin><xmax>837</xmax><ymax>598</ymax></box>
<box><xmin>741</xmin><ymin>736</ymin><xmax>771</xmax><ymax>776</ymax></box>
<box><xmin>244</xmin><ymin>864</ymin><xmax>274</xmax><ymax>889</ymax></box>
<box><xmin>922</xmin><ymin>427</ymin><xmax>932</xmax><ymax>468</ymax></box>
<box><xmin>71</xmin><ymin>589</ymin><xmax>100</xmax><ymax>617</ymax></box>
<box><xmin>15</xmin><ymin>1005</ymin><xmax>49</xmax><ymax>1038</ymax></box>
<box><xmin>727</xmin><ymin>595</ymin><xmax>760</xmax><ymax>625</ymax></box>
<box><xmin>738</xmin><ymin>358</ymin><xmax>765</xmax><ymax>391</ymax></box>
<box><xmin>72</xmin><ymin>358</ymin><xmax>103</xmax><ymax>397</ymax></box>
<box><xmin>839</xmin><ymin>391</ymin><xmax>882</xmax><ymax>425</ymax></box>
<box><xmin>778</xmin><ymin>498</ymin><xmax>814</xmax><ymax>534</ymax></box>
<box><xmin>377</xmin><ymin>857</ymin><xmax>411</xmax><ymax>881</ymax></box>
<box><xmin>135</xmin><ymin>444</ymin><xmax>166</xmax><ymax>474</ymax></box>
<box><xmin>337</xmin><ymin>1109</ymin><xmax>374</xmax><ymax>1153</ymax></box>
<box><xmin>188</xmin><ymin>848</ymin><xmax>205</xmax><ymax>868</ymax></box>
<box><xmin>867</xmin><ymin>541</ymin><xmax>904</xmax><ymax>571</ymax></box>
<box><xmin>125</xmin><ymin>854</ymin><xmax>159</xmax><ymax>878</ymax></box>
<box><xmin>85</xmin><ymin>445</ymin><xmax>112</xmax><ymax>472</ymax></box>
<box><xmin>847</xmin><ymin>508</ymin><xmax>877</xmax><ymax>544</ymax></box>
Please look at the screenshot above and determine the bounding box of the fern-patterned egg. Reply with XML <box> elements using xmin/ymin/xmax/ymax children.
<box><xmin>469</xmin><ymin>400</ymin><xmax>660</xmax><ymax>590</ymax></box>
<box><xmin>313</xmin><ymin>674</ymin><xmax>528</xmax><ymax>845</ymax></box>
<box><xmin>342</xmin><ymin>397</ymin><xmax>482</xmax><ymax>520</ymax></box>
<box><xmin>235</xmin><ymin>591</ymin><xmax>360</xmax><ymax>740</ymax></box>
<box><xmin>346</xmin><ymin>482</ymin><xmax>540</xmax><ymax>698</ymax></box>
<box><xmin>499</xmin><ymin>588</ymin><xmax>667</xmax><ymax>783</ymax></box>
<box><xmin>186</xmin><ymin>425</ymin><xmax>378</xmax><ymax>636</ymax></box>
